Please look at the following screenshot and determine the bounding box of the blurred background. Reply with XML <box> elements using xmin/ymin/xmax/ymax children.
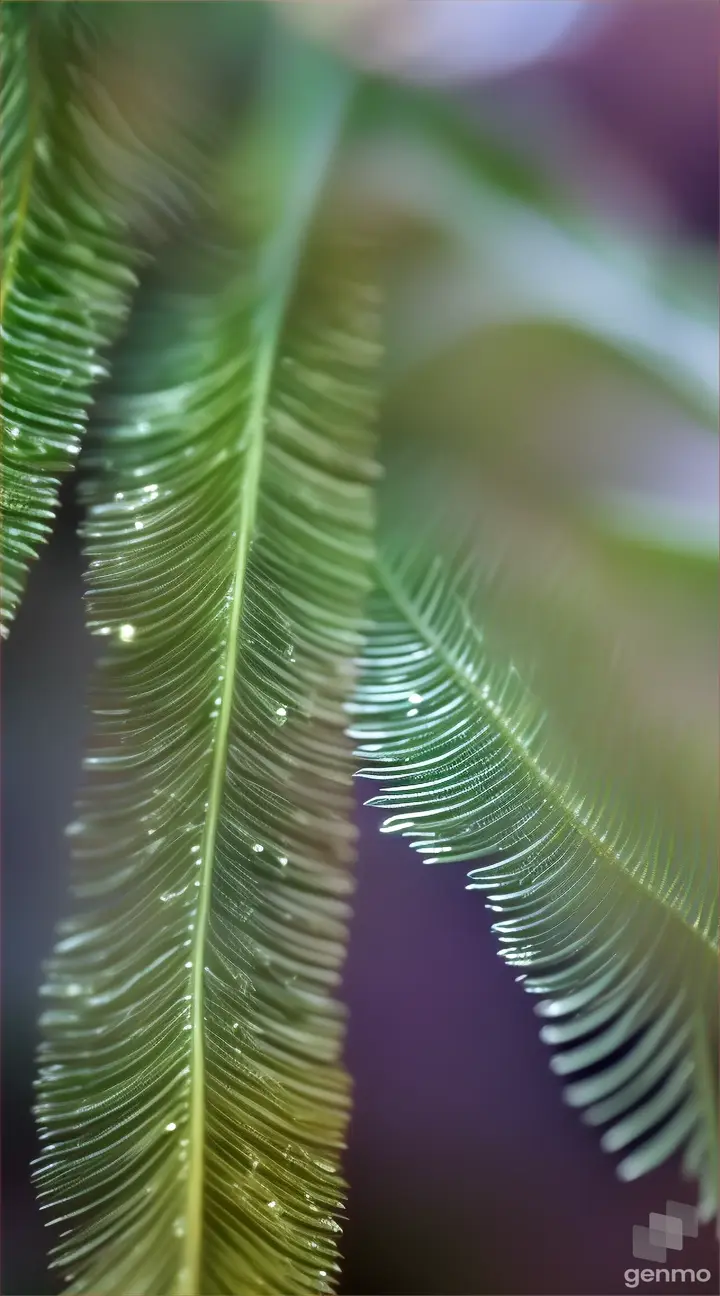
<box><xmin>2</xmin><ymin>4</ymin><xmax>717</xmax><ymax>1294</ymax></box>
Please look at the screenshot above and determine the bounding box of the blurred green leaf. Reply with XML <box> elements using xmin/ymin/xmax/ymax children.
<box><xmin>1</xmin><ymin>4</ymin><xmax>137</xmax><ymax>634</ymax></box>
<box><xmin>344</xmin><ymin>83</ymin><xmax>717</xmax><ymax>428</ymax></box>
<box><xmin>0</xmin><ymin>2</ymin><xmax>206</xmax><ymax>636</ymax></box>
<box><xmin>354</xmin><ymin>545</ymin><xmax>717</xmax><ymax>1216</ymax></box>
<box><xmin>351</xmin><ymin>62</ymin><xmax>718</xmax><ymax>1226</ymax></box>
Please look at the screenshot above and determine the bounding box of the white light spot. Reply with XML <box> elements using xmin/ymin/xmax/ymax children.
<box><xmin>253</xmin><ymin>844</ymin><xmax>263</xmax><ymax>853</ymax></box>
<box><xmin>407</xmin><ymin>707</ymin><xmax>418</xmax><ymax>717</ymax></box>
<box><xmin>184</xmin><ymin>961</ymin><xmax>193</xmax><ymax>969</ymax></box>
<box><xmin>268</xmin><ymin>1200</ymin><xmax>276</xmax><ymax>1209</ymax></box>
<box><xmin>408</xmin><ymin>692</ymin><xmax>423</xmax><ymax>704</ymax></box>
<box><xmin>134</xmin><ymin>520</ymin><xmax>143</xmax><ymax>530</ymax></box>
<box><xmin>276</xmin><ymin>706</ymin><xmax>287</xmax><ymax>717</ymax></box>
<box><xmin>119</xmin><ymin>623</ymin><xmax>136</xmax><ymax>642</ymax></box>
<box><xmin>279</xmin><ymin>856</ymin><xmax>288</xmax><ymax>866</ymax></box>
<box><xmin>165</xmin><ymin>1121</ymin><xmax>177</xmax><ymax>1132</ymax></box>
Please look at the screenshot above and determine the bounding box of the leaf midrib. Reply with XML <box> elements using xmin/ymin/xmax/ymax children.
<box><xmin>179</xmin><ymin>72</ymin><xmax>353</xmax><ymax>1296</ymax></box>
<box><xmin>379</xmin><ymin>563</ymin><xmax>716</xmax><ymax>961</ymax></box>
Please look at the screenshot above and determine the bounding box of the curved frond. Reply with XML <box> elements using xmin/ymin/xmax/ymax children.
<box><xmin>0</xmin><ymin>3</ymin><xmax>194</xmax><ymax>635</ymax></box>
<box><xmin>350</xmin><ymin>85</ymin><xmax>718</xmax><ymax>430</ymax></box>
<box><xmin>354</xmin><ymin>552</ymin><xmax>718</xmax><ymax>1219</ymax></box>
<box><xmin>34</xmin><ymin>66</ymin><xmax>381</xmax><ymax>1295</ymax></box>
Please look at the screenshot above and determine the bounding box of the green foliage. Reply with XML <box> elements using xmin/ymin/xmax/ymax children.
<box><xmin>351</xmin><ymin>82</ymin><xmax>718</xmax><ymax>430</ymax></box>
<box><xmin>0</xmin><ymin>3</ymin><xmax>136</xmax><ymax>633</ymax></box>
<box><xmin>34</xmin><ymin>54</ymin><xmax>381</xmax><ymax>1294</ymax></box>
<box><xmin>353</xmin><ymin>551</ymin><xmax>718</xmax><ymax>1218</ymax></box>
<box><xmin>0</xmin><ymin>1</ymin><xmax>200</xmax><ymax>636</ymax></box>
<box><xmin>1</xmin><ymin>4</ymin><xmax>715</xmax><ymax>1292</ymax></box>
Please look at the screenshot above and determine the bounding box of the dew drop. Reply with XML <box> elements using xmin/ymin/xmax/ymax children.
<box><xmin>161</xmin><ymin>885</ymin><xmax>187</xmax><ymax>902</ymax></box>
<box><xmin>407</xmin><ymin>707</ymin><xmax>418</xmax><ymax>717</ymax></box>
<box><xmin>268</xmin><ymin>1200</ymin><xmax>276</xmax><ymax>1209</ymax></box>
<box><xmin>408</xmin><ymin>692</ymin><xmax>423</xmax><ymax>705</ymax></box>
<box><xmin>8</xmin><ymin>426</ymin><xmax>19</xmax><ymax>438</ymax></box>
<box><xmin>172</xmin><ymin>1218</ymin><xmax>186</xmax><ymax>1238</ymax></box>
<box><xmin>165</xmin><ymin>1121</ymin><xmax>177</xmax><ymax>1132</ymax></box>
<box><xmin>134</xmin><ymin>520</ymin><xmax>143</xmax><ymax>530</ymax></box>
<box><xmin>275</xmin><ymin>706</ymin><xmax>287</xmax><ymax>717</ymax></box>
<box><xmin>184</xmin><ymin>961</ymin><xmax>193</xmax><ymax>969</ymax></box>
<box><xmin>119</xmin><ymin>623</ymin><xmax>136</xmax><ymax>642</ymax></box>
<box><xmin>191</xmin><ymin>845</ymin><xmax>200</xmax><ymax>854</ymax></box>
<box><xmin>278</xmin><ymin>856</ymin><xmax>288</xmax><ymax>867</ymax></box>
<box><xmin>214</xmin><ymin>696</ymin><xmax>222</xmax><ymax>706</ymax></box>
<box><xmin>253</xmin><ymin>844</ymin><xmax>263</xmax><ymax>853</ymax></box>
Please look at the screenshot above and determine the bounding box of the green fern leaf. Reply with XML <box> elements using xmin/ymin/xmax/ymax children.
<box><xmin>0</xmin><ymin>2</ymin><xmax>195</xmax><ymax>636</ymax></box>
<box><xmin>351</xmin><ymin>84</ymin><xmax>718</xmax><ymax>430</ymax></box>
<box><xmin>34</xmin><ymin>58</ymin><xmax>381</xmax><ymax>1295</ymax></box>
<box><xmin>354</xmin><ymin>551</ymin><xmax>718</xmax><ymax>1219</ymax></box>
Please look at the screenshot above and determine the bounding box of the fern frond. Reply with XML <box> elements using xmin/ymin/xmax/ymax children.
<box><xmin>34</xmin><ymin>63</ymin><xmax>381</xmax><ymax>1295</ymax></box>
<box><xmin>354</xmin><ymin>551</ymin><xmax>718</xmax><ymax>1219</ymax></box>
<box><xmin>352</xmin><ymin>84</ymin><xmax>718</xmax><ymax>430</ymax></box>
<box><xmin>0</xmin><ymin>2</ymin><xmax>194</xmax><ymax>636</ymax></box>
